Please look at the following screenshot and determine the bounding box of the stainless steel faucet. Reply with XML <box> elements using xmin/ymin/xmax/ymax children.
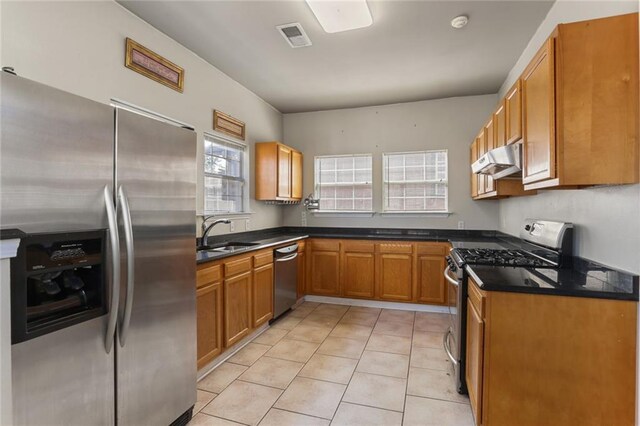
<box><xmin>201</xmin><ymin>216</ymin><xmax>231</xmax><ymax>246</ymax></box>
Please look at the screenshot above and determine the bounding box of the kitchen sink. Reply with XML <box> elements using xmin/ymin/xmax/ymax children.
<box><xmin>196</xmin><ymin>241</ymin><xmax>259</xmax><ymax>253</ymax></box>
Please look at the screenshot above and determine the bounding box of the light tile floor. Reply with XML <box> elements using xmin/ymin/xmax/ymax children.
<box><xmin>191</xmin><ymin>302</ymin><xmax>474</xmax><ymax>426</ymax></box>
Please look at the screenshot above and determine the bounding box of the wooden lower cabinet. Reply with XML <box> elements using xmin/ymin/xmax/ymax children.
<box><xmin>342</xmin><ymin>241</ymin><xmax>375</xmax><ymax>299</ymax></box>
<box><xmin>376</xmin><ymin>243</ymin><xmax>414</xmax><ymax>301</ymax></box>
<box><xmin>466</xmin><ymin>277</ymin><xmax>637</xmax><ymax>426</ymax></box>
<box><xmin>297</xmin><ymin>243</ymin><xmax>306</xmax><ymax>299</ymax></box>
<box><xmin>308</xmin><ymin>240</ymin><xmax>341</xmax><ymax>296</ymax></box>
<box><xmin>252</xmin><ymin>263</ymin><xmax>273</xmax><ymax>328</ymax></box>
<box><xmin>196</xmin><ymin>281</ymin><xmax>223</xmax><ymax>370</ymax></box>
<box><xmin>466</xmin><ymin>297</ymin><xmax>484</xmax><ymax>424</ymax></box>
<box><xmin>223</xmin><ymin>270</ymin><xmax>252</xmax><ymax>347</ymax></box>
<box><xmin>416</xmin><ymin>254</ymin><xmax>447</xmax><ymax>304</ymax></box>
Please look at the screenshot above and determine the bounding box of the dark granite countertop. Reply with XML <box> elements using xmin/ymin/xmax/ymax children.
<box><xmin>196</xmin><ymin>226</ymin><xmax>503</xmax><ymax>263</ymax></box>
<box><xmin>195</xmin><ymin>226</ymin><xmax>639</xmax><ymax>301</ymax></box>
<box><xmin>466</xmin><ymin>257</ymin><xmax>639</xmax><ymax>301</ymax></box>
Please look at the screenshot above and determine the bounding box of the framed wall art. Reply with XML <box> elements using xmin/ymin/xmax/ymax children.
<box><xmin>125</xmin><ymin>38</ymin><xmax>184</xmax><ymax>92</ymax></box>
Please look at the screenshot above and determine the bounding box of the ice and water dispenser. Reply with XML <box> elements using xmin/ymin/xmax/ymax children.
<box><xmin>11</xmin><ymin>230</ymin><xmax>107</xmax><ymax>343</ymax></box>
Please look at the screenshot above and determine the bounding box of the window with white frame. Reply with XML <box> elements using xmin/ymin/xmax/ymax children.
<box><xmin>204</xmin><ymin>134</ymin><xmax>246</xmax><ymax>213</ymax></box>
<box><xmin>315</xmin><ymin>154</ymin><xmax>373</xmax><ymax>211</ymax></box>
<box><xmin>383</xmin><ymin>150</ymin><xmax>448</xmax><ymax>212</ymax></box>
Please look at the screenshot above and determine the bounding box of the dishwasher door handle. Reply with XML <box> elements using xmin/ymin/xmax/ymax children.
<box><xmin>275</xmin><ymin>253</ymin><xmax>298</xmax><ymax>262</ymax></box>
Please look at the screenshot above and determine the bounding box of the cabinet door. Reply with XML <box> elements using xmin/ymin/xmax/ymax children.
<box><xmin>522</xmin><ymin>38</ymin><xmax>556</xmax><ymax>184</ymax></box>
<box><xmin>253</xmin><ymin>263</ymin><xmax>274</xmax><ymax>328</ymax></box>
<box><xmin>466</xmin><ymin>300</ymin><xmax>484</xmax><ymax>425</ymax></box>
<box><xmin>484</xmin><ymin>117</ymin><xmax>495</xmax><ymax>193</ymax></box>
<box><xmin>470</xmin><ymin>140</ymin><xmax>479</xmax><ymax>198</ymax></box>
<box><xmin>494</xmin><ymin>101</ymin><xmax>506</xmax><ymax>149</ymax></box>
<box><xmin>297</xmin><ymin>250</ymin><xmax>306</xmax><ymax>298</ymax></box>
<box><xmin>291</xmin><ymin>150</ymin><xmax>303</xmax><ymax>200</ymax></box>
<box><xmin>416</xmin><ymin>255</ymin><xmax>447</xmax><ymax>305</ymax></box>
<box><xmin>196</xmin><ymin>282</ymin><xmax>223</xmax><ymax>369</ymax></box>
<box><xmin>342</xmin><ymin>252</ymin><xmax>375</xmax><ymax>298</ymax></box>
<box><xmin>224</xmin><ymin>271</ymin><xmax>252</xmax><ymax>347</ymax></box>
<box><xmin>309</xmin><ymin>250</ymin><xmax>341</xmax><ymax>296</ymax></box>
<box><xmin>505</xmin><ymin>80</ymin><xmax>523</xmax><ymax>145</ymax></box>
<box><xmin>476</xmin><ymin>131</ymin><xmax>486</xmax><ymax>194</ymax></box>
<box><xmin>277</xmin><ymin>144</ymin><xmax>292</xmax><ymax>198</ymax></box>
<box><xmin>376</xmin><ymin>252</ymin><xmax>413</xmax><ymax>301</ymax></box>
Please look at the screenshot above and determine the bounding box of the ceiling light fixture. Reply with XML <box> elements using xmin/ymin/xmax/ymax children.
<box><xmin>451</xmin><ymin>15</ymin><xmax>469</xmax><ymax>29</ymax></box>
<box><xmin>305</xmin><ymin>0</ymin><xmax>373</xmax><ymax>34</ymax></box>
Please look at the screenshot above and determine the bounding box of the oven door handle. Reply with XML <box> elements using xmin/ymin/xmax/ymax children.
<box><xmin>443</xmin><ymin>330</ymin><xmax>458</xmax><ymax>366</ymax></box>
<box><xmin>444</xmin><ymin>266</ymin><xmax>459</xmax><ymax>286</ymax></box>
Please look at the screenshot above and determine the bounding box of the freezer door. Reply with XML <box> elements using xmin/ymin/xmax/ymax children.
<box><xmin>1</xmin><ymin>74</ymin><xmax>115</xmax><ymax>425</ymax></box>
<box><xmin>0</xmin><ymin>74</ymin><xmax>114</xmax><ymax>233</ymax></box>
<box><xmin>115</xmin><ymin>108</ymin><xmax>197</xmax><ymax>425</ymax></box>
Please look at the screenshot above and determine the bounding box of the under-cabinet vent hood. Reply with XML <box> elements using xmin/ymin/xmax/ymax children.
<box><xmin>472</xmin><ymin>143</ymin><xmax>522</xmax><ymax>179</ymax></box>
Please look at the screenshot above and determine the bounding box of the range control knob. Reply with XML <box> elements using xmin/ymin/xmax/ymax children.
<box><xmin>524</xmin><ymin>224</ymin><xmax>531</xmax><ymax>231</ymax></box>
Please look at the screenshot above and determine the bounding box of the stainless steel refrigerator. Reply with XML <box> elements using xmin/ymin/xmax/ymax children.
<box><xmin>1</xmin><ymin>73</ymin><xmax>197</xmax><ymax>425</ymax></box>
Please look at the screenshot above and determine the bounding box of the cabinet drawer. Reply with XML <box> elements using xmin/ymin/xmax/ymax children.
<box><xmin>253</xmin><ymin>250</ymin><xmax>273</xmax><ymax>268</ymax></box>
<box><xmin>468</xmin><ymin>277</ymin><xmax>486</xmax><ymax>318</ymax></box>
<box><xmin>416</xmin><ymin>243</ymin><xmax>450</xmax><ymax>256</ymax></box>
<box><xmin>225</xmin><ymin>256</ymin><xmax>253</xmax><ymax>277</ymax></box>
<box><xmin>196</xmin><ymin>263</ymin><xmax>222</xmax><ymax>288</ymax></box>
<box><xmin>377</xmin><ymin>242</ymin><xmax>414</xmax><ymax>254</ymax></box>
<box><xmin>310</xmin><ymin>239</ymin><xmax>340</xmax><ymax>252</ymax></box>
<box><xmin>343</xmin><ymin>240</ymin><xmax>375</xmax><ymax>253</ymax></box>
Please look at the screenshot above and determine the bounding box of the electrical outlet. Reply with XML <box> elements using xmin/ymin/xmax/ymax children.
<box><xmin>458</xmin><ymin>221</ymin><xmax>465</xmax><ymax>230</ymax></box>
<box><xmin>230</xmin><ymin>221</ymin><xmax>235</xmax><ymax>232</ymax></box>
<box><xmin>301</xmin><ymin>210</ymin><xmax>307</xmax><ymax>226</ymax></box>
<box><xmin>245</xmin><ymin>219</ymin><xmax>251</xmax><ymax>231</ymax></box>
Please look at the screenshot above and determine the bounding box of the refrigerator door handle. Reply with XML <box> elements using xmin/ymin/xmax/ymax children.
<box><xmin>104</xmin><ymin>185</ymin><xmax>121</xmax><ymax>353</ymax></box>
<box><xmin>118</xmin><ymin>185</ymin><xmax>135</xmax><ymax>347</ymax></box>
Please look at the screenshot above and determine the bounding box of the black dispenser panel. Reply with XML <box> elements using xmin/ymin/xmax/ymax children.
<box><xmin>11</xmin><ymin>230</ymin><xmax>107</xmax><ymax>344</ymax></box>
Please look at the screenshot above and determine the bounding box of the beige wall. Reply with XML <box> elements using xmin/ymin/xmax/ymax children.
<box><xmin>496</xmin><ymin>0</ymin><xmax>640</xmax><ymax>274</ymax></box>
<box><xmin>0</xmin><ymin>0</ymin><xmax>284</xmax><ymax>235</ymax></box>
<box><xmin>282</xmin><ymin>94</ymin><xmax>501</xmax><ymax>230</ymax></box>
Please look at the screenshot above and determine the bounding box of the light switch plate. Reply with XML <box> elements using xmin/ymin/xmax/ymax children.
<box><xmin>245</xmin><ymin>219</ymin><xmax>251</xmax><ymax>231</ymax></box>
<box><xmin>458</xmin><ymin>221</ymin><xmax>465</xmax><ymax>230</ymax></box>
<box><xmin>301</xmin><ymin>210</ymin><xmax>307</xmax><ymax>226</ymax></box>
<box><xmin>230</xmin><ymin>221</ymin><xmax>235</xmax><ymax>232</ymax></box>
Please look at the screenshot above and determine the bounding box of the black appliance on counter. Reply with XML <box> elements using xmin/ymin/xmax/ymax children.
<box><xmin>11</xmin><ymin>230</ymin><xmax>107</xmax><ymax>343</ymax></box>
<box><xmin>444</xmin><ymin>219</ymin><xmax>573</xmax><ymax>394</ymax></box>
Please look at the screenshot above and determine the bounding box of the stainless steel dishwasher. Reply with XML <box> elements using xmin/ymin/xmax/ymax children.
<box><xmin>273</xmin><ymin>243</ymin><xmax>299</xmax><ymax>319</ymax></box>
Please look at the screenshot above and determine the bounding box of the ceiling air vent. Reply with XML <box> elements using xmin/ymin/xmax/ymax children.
<box><xmin>276</xmin><ymin>23</ymin><xmax>312</xmax><ymax>48</ymax></box>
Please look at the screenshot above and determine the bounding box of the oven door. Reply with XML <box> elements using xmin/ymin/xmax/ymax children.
<box><xmin>443</xmin><ymin>261</ymin><xmax>466</xmax><ymax>393</ymax></box>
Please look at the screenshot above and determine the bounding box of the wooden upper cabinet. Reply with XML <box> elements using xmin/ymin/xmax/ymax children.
<box><xmin>291</xmin><ymin>150</ymin><xmax>303</xmax><ymax>199</ymax></box>
<box><xmin>476</xmin><ymin>130</ymin><xmax>486</xmax><ymax>195</ymax></box>
<box><xmin>470</xmin><ymin>140</ymin><xmax>479</xmax><ymax>198</ymax></box>
<box><xmin>375</xmin><ymin>243</ymin><xmax>413</xmax><ymax>302</ymax></box>
<box><xmin>494</xmin><ymin>100</ymin><xmax>507</xmax><ymax>148</ymax></box>
<box><xmin>522</xmin><ymin>37</ymin><xmax>556</xmax><ymax>185</ymax></box>
<box><xmin>484</xmin><ymin>117</ymin><xmax>496</xmax><ymax>193</ymax></box>
<box><xmin>342</xmin><ymin>241</ymin><xmax>375</xmax><ymax>299</ymax></box>
<box><xmin>308</xmin><ymin>240</ymin><xmax>341</xmax><ymax>296</ymax></box>
<box><xmin>277</xmin><ymin>144</ymin><xmax>292</xmax><ymax>198</ymax></box>
<box><xmin>255</xmin><ymin>142</ymin><xmax>303</xmax><ymax>201</ymax></box>
<box><xmin>504</xmin><ymin>80</ymin><xmax>523</xmax><ymax>145</ymax></box>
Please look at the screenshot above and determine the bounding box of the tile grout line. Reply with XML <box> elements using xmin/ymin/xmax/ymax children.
<box><xmin>401</xmin><ymin>314</ymin><xmax>416</xmax><ymax>425</ymax></box>
<box><xmin>329</xmin><ymin>307</ymin><xmax>382</xmax><ymax>423</ymax></box>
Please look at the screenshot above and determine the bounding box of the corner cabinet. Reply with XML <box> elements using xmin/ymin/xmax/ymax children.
<box><xmin>255</xmin><ymin>141</ymin><xmax>303</xmax><ymax>202</ymax></box>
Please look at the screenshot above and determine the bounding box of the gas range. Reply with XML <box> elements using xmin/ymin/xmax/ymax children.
<box><xmin>444</xmin><ymin>219</ymin><xmax>573</xmax><ymax>396</ymax></box>
<box><xmin>451</xmin><ymin>248</ymin><xmax>554</xmax><ymax>268</ymax></box>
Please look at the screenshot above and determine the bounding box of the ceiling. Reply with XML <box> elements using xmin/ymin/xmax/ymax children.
<box><xmin>118</xmin><ymin>1</ymin><xmax>554</xmax><ymax>113</ymax></box>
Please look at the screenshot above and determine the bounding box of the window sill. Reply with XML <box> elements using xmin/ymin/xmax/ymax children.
<box><xmin>199</xmin><ymin>212</ymin><xmax>254</xmax><ymax>217</ymax></box>
<box><xmin>379</xmin><ymin>211</ymin><xmax>452</xmax><ymax>218</ymax></box>
<box><xmin>310</xmin><ymin>211</ymin><xmax>375</xmax><ymax>218</ymax></box>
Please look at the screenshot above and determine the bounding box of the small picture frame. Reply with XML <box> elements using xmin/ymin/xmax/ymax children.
<box><xmin>213</xmin><ymin>110</ymin><xmax>246</xmax><ymax>140</ymax></box>
<box><xmin>125</xmin><ymin>38</ymin><xmax>184</xmax><ymax>93</ymax></box>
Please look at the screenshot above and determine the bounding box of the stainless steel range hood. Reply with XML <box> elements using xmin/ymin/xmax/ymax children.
<box><xmin>471</xmin><ymin>143</ymin><xmax>522</xmax><ymax>179</ymax></box>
